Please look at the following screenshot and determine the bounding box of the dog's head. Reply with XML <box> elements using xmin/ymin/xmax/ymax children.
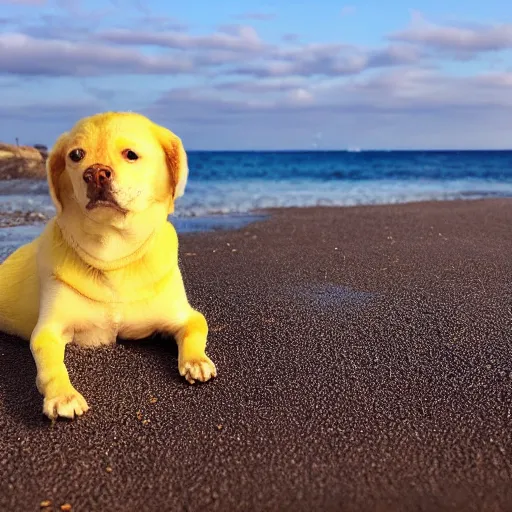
<box><xmin>46</xmin><ymin>112</ymin><xmax>188</xmax><ymax>219</ymax></box>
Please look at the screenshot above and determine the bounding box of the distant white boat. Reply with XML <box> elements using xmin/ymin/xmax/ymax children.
<box><xmin>347</xmin><ymin>147</ymin><xmax>361</xmax><ymax>152</ymax></box>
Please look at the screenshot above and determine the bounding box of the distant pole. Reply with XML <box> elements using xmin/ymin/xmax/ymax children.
<box><xmin>15</xmin><ymin>137</ymin><xmax>19</xmax><ymax>147</ymax></box>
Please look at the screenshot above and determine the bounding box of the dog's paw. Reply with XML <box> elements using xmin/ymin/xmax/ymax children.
<box><xmin>179</xmin><ymin>355</ymin><xmax>217</xmax><ymax>384</ymax></box>
<box><xmin>43</xmin><ymin>389</ymin><xmax>89</xmax><ymax>420</ymax></box>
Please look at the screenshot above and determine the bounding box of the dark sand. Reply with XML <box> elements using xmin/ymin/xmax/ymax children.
<box><xmin>1</xmin><ymin>199</ymin><xmax>511</xmax><ymax>511</ymax></box>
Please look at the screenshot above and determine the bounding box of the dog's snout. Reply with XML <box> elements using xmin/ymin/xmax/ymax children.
<box><xmin>83</xmin><ymin>165</ymin><xmax>114</xmax><ymax>188</ymax></box>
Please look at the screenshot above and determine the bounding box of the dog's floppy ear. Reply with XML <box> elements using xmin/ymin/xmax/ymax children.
<box><xmin>151</xmin><ymin>122</ymin><xmax>189</xmax><ymax>212</ymax></box>
<box><xmin>46</xmin><ymin>132</ymin><xmax>69</xmax><ymax>214</ymax></box>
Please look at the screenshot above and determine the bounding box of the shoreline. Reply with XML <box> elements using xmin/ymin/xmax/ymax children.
<box><xmin>0</xmin><ymin>196</ymin><xmax>510</xmax><ymax>232</ymax></box>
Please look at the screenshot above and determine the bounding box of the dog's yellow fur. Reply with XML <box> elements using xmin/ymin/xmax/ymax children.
<box><xmin>0</xmin><ymin>112</ymin><xmax>216</xmax><ymax>420</ymax></box>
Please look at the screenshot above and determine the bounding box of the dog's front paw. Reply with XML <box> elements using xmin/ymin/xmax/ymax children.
<box><xmin>43</xmin><ymin>388</ymin><xmax>89</xmax><ymax>420</ymax></box>
<box><xmin>179</xmin><ymin>355</ymin><xmax>217</xmax><ymax>384</ymax></box>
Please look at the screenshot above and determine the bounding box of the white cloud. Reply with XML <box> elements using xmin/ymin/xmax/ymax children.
<box><xmin>0</xmin><ymin>0</ymin><xmax>46</xmax><ymax>4</ymax></box>
<box><xmin>390</xmin><ymin>12</ymin><xmax>512</xmax><ymax>55</ymax></box>
<box><xmin>0</xmin><ymin>32</ymin><xmax>195</xmax><ymax>76</ymax></box>
<box><xmin>287</xmin><ymin>88</ymin><xmax>314</xmax><ymax>104</ymax></box>
<box><xmin>100</xmin><ymin>25</ymin><xmax>264</xmax><ymax>52</ymax></box>
<box><xmin>2</xmin><ymin>7</ymin><xmax>512</xmax><ymax>149</ymax></box>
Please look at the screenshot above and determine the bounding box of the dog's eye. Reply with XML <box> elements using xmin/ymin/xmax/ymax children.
<box><xmin>69</xmin><ymin>148</ymin><xmax>85</xmax><ymax>162</ymax></box>
<box><xmin>122</xmin><ymin>149</ymin><xmax>139</xmax><ymax>161</ymax></box>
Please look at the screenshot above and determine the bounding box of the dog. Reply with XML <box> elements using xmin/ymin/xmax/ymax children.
<box><xmin>0</xmin><ymin>111</ymin><xmax>216</xmax><ymax>420</ymax></box>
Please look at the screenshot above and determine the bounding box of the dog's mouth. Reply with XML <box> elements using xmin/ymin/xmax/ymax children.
<box><xmin>84</xmin><ymin>172</ymin><xmax>128</xmax><ymax>215</ymax></box>
<box><xmin>86</xmin><ymin>194</ymin><xmax>128</xmax><ymax>215</ymax></box>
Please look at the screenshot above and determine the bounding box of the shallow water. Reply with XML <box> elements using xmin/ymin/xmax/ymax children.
<box><xmin>0</xmin><ymin>214</ymin><xmax>266</xmax><ymax>262</ymax></box>
<box><xmin>172</xmin><ymin>213</ymin><xmax>267</xmax><ymax>234</ymax></box>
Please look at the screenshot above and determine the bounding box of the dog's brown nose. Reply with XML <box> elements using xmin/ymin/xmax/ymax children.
<box><xmin>83</xmin><ymin>165</ymin><xmax>114</xmax><ymax>188</ymax></box>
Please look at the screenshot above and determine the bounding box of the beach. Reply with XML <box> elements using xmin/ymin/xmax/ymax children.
<box><xmin>1</xmin><ymin>198</ymin><xmax>511</xmax><ymax>511</ymax></box>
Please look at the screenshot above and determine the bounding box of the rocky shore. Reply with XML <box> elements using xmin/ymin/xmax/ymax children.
<box><xmin>0</xmin><ymin>142</ymin><xmax>48</xmax><ymax>181</ymax></box>
<box><xmin>0</xmin><ymin>211</ymin><xmax>48</xmax><ymax>228</ymax></box>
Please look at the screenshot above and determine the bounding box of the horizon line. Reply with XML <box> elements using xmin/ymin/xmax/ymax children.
<box><xmin>184</xmin><ymin>148</ymin><xmax>512</xmax><ymax>152</ymax></box>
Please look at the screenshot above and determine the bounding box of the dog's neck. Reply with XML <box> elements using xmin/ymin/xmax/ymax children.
<box><xmin>49</xmin><ymin>211</ymin><xmax>178</xmax><ymax>303</ymax></box>
<box><xmin>56</xmin><ymin>202</ymin><xmax>170</xmax><ymax>271</ymax></box>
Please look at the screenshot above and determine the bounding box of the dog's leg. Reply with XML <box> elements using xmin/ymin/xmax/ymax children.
<box><xmin>31</xmin><ymin>326</ymin><xmax>89</xmax><ymax>420</ymax></box>
<box><xmin>172</xmin><ymin>309</ymin><xmax>217</xmax><ymax>384</ymax></box>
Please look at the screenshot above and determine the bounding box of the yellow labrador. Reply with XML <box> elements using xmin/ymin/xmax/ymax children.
<box><xmin>0</xmin><ymin>112</ymin><xmax>216</xmax><ymax>420</ymax></box>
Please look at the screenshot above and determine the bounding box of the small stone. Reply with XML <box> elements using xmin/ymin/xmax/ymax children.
<box><xmin>40</xmin><ymin>501</ymin><xmax>52</xmax><ymax>508</ymax></box>
<box><xmin>150</xmin><ymin>397</ymin><xmax>158</xmax><ymax>404</ymax></box>
<box><xmin>60</xmin><ymin>504</ymin><xmax>72</xmax><ymax>511</ymax></box>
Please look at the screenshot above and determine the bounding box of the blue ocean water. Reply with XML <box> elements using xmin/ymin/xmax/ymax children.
<box><xmin>0</xmin><ymin>150</ymin><xmax>511</xmax><ymax>220</ymax></box>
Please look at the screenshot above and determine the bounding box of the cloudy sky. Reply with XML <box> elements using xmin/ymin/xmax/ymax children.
<box><xmin>1</xmin><ymin>0</ymin><xmax>512</xmax><ymax>150</ymax></box>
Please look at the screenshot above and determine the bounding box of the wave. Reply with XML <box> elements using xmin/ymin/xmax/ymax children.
<box><xmin>174</xmin><ymin>178</ymin><xmax>512</xmax><ymax>217</ymax></box>
<box><xmin>0</xmin><ymin>178</ymin><xmax>510</xmax><ymax>218</ymax></box>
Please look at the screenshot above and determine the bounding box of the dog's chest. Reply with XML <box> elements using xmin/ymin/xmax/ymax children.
<box><xmin>73</xmin><ymin>306</ymin><xmax>123</xmax><ymax>348</ymax></box>
<box><xmin>65</xmin><ymin>262</ymin><xmax>187</xmax><ymax>347</ymax></box>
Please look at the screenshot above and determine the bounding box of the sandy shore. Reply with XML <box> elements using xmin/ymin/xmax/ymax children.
<box><xmin>1</xmin><ymin>199</ymin><xmax>512</xmax><ymax>511</ymax></box>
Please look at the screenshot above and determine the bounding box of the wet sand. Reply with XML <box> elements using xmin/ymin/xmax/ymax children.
<box><xmin>1</xmin><ymin>199</ymin><xmax>511</xmax><ymax>511</ymax></box>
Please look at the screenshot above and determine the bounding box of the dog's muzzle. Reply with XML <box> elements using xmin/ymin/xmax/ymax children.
<box><xmin>83</xmin><ymin>164</ymin><xmax>126</xmax><ymax>213</ymax></box>
<box><xmin>83</xmin><ymin>164</ymin><xmax>114</xmax><ymax>190</ymax></box>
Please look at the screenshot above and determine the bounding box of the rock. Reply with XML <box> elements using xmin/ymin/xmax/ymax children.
<box><xmin>0</xmin><ymin>210</ymin><xmax>49</xmax><ymax>228</ymax></box>
<box><xmin>33</xmin><ymin>144</ymin><xmax>49</xmax><ymax>159</ymax></box>
<box><xmin>0</xmin><ymin>142</ymin><xmax>47</xmax><ymax>180</ymax></box>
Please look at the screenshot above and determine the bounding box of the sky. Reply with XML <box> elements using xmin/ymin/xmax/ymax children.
<box><xmin>1</xmin><ymin>0</ymin><xmax>512</xmax><ymax>150</ymax></box>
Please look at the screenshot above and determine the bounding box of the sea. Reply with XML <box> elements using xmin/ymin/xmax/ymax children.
<box><xmin>0</xmin><ymin>150</ymin><xmax>511</xmax><ymax>240</ymax></box>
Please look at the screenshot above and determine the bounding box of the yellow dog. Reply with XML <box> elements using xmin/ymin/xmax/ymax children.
<box><xmin>0</xmin><ymin>112</ymin><xmax>217</xmax><ymax>420</ymax></box>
